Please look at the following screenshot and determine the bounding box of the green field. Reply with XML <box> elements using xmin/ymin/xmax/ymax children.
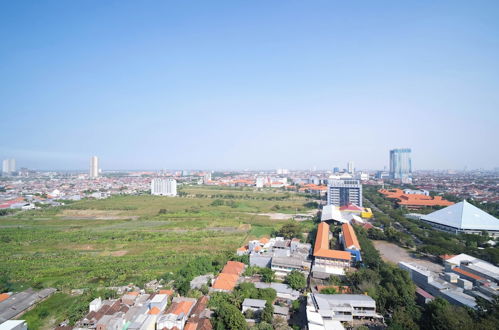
<box><xmin>0</xmin><ymin>186</ymin><xmax>316</xmax><ymax>290</ymax></box>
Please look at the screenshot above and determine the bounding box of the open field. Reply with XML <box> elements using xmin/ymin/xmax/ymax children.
<box><xmin>373</xmin><ymin>240</ymin><xmax>444</xmax><ymax>273</ymax></box>
<box><xmin>0</xmin><ymin>186</ymin><xmax>316</xmax><ymax>290</ymax></box>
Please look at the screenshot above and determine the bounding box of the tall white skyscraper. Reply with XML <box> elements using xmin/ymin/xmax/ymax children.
<box><xmin>389</xmin><ymin>148</ymin><xmax>412</xmax><ymax>180</ymax></box>
<box><xmin>151</xmin><ymin>178</ymin><xmax>177</xmax><ymax>196</ymax></box>
<box><xmin>2</xmin><ymin>158</ymin><xmax>16</xmax><ymax>176</ymax></box>
<box><xmin>347</xmin><ymin>161</ymin><xmax>354</xmax><ymax>174</ymax></box>
<box><xmin>89</xmin><ymin>156</ymin><xmax>99</xmax><ymax>178</ymax></box>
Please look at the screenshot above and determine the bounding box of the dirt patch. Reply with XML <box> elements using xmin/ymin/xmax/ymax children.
<box><xmin>373</xmin><ymin>240</ymin><xmax>444</xmax><ymax>273</ymax></box>
<box><xmin>59</xmin><ymin>209</ymin><xmax>139</xmax><ymax>220</ymax></box>
<box><xmin>238</xmin><ymin>224</ymin><xmax>251</xmax><ymax>231</ymax></box>
<box><xmin>109</xmin><ymin>250</ymin><xmax>128</xmax><ymax>256</ymax></box>
<box><xmin>72</xmin><ymin>244</ymin><xmax>96</xmax><ymax>251</ymax></box>
<box><xmin>257</xmin><ymin>213</ymin><xmax>294</xmax><ymax>220</ymax></box>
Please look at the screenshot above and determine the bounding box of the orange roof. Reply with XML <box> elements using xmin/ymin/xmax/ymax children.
<box><xmin>254</xmin><ymin>246</ymin><xmax>262</xmax><ymax>252</ymax></box>
<box><xmin>184</xmin><ymin>322</ymin><xmax>198</xmax><ymax>330</ymax></box>
<box><xmin>171</xmin><ymin>300</ymin><xmax>194</xmax><ymax>316</ymax></box>
<box><xmin>301</xmin><ymin>184</ymin><xmax>327</xmax><ymax>191</ymax></box>
<box><xmin>237</xmin><ymin>246</ymin><xmax>248</xmax><ymax>252</ymax></box>
<box><xmin>221</xmin><ymin>261</ymin><xmax>245</xmax><ymax>275</ymax></box>
<box><xmin>313</xmin><ymin>222</ymin><xmax>352</xmax><ymax>261</ymax></box>
<box><xmin>148</xmin><ymin>306</ymin><xmax>161</xmax><ymax>314</ymax></box>
<box><xmin>342</xmin><ymin>223</ymin><xmax>360</xmax><ymax>250</ymax></box>
<box><xmin>378</xmin><ymin>189</ymin><xmax>454</xmax><ymax>207</ymax></box>
<box><xmin>128</xmin><ymin>291</ymin><xmax>140</xmax><ymax>296</ymax></box>
<box><xmin>0</xmin><ymin>293</ymin><xmax>10</xmax><ymax>302</ymax></box>
<box><xmin>259</xmin><ymin>237</ymin><xmax>269</xmax><ymax>244</ymax></box>
<box><xmin>212</xmin><ymin>273</ymin><xmax>239</xmax><ymax>291</ymax></box>
<box><xmin>440</xmin><ymin>254</ymin><xmax>456</xmax><ymax>261</ymax></box>
<box><xmin>159</xmin><ymin>289</ymin><xmax>174</xmax><ymax>295</ymax></box>
<box><xmin>453</xmin><ymin>267</ymin><xmax>485</xmax><ymax>281</ymax></box>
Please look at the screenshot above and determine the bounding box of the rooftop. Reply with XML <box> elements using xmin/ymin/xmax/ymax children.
<box><xmin>422</xmin><ymin>200</ymin><xmax>499</xmax><ymax>231</ymax></box>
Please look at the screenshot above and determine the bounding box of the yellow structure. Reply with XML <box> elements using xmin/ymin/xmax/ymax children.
<box><xmin>361</xmin><ymin>208</ymin><xmax>373</xmax><ymax>219</ymax></box>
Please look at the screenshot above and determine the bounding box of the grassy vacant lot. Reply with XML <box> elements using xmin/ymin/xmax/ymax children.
<box><xmin>0</xmin><ymin>186</ymin><xmax>315</xmax><ymax>290</ymax></box>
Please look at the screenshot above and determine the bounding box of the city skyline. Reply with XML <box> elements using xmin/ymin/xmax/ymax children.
<box><xmin>1</xmin><ymin>1</ymin><xmax>499</xmax><ymax>170</ymax></box>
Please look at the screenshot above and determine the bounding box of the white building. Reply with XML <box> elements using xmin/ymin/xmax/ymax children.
<box><xmin>347</xmin><ymin>161</ymin><xmax>354</xmax><ymax>174</ymax></box>
<box><xmin>2</xmin><ymin>159</ymin><xmax>16</xmax><ymax>176</ymax></box>
<box><xmin>420</xmin><ymin>200</ymin><xmax>499</xmax><ymax>237</ymax></box>
<box><xmin>89</xmin><ymin>156</ymin><xmax>99</xmax><ymax>178</ymax></box>
<box><xmin>203</xmin><ymin>172</ymin><xmax>212</xmax><ymax>183</ymax></box>
<box><xmin>241</xmin><ymin>298</ymin><xmax>266</xmax><ymax>313</ymax></box>
<box><xmin>327</xmin><ymin>180</ymin><xmax>362</xmax><ymax>207</ymax></box>
<box><xmin>256</xmin><ymin>177</ymin><xmax>266</xmax><ymax>188</ymax></box>
<box><xmin>151</xmin><ymin>178</ymin><xmax>177</xmax><ymax>196</ymax></box>
<box><xmin>307</xmin><ymin>294</ymin><xmax>382</xmax><ymax>323</ymax></box>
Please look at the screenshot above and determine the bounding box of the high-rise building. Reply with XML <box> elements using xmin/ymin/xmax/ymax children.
<box><xmin>89</xmin><ymin>156</ymin><xmax>99</xmax><ymax>178</ymax></box>
<box><xmin>203</xmin><ymin>172</ymin><xmax>212</xmax><ymax>183</ymax></box>
<box><xmin>2</xmin><ymin>158</ymin><xmax>16</xmax><ymax>176</ymax></box>
<box><xmin>333</xmin><ymin>167</ymin><xmax>340</xmax><ymax>173</ymax></box>
<box><xmin>347</xmin><ymin>161</ymin><xmax>354</xmax><ymax>174</ymax></box>
<box><xmin>151</xmin><ymin>178</ymin><xmax>177</xmax><ymax>196</ymax></box>
<box><xmin>389</xmin><ymin>149</ymin><xmax>412</xmax><ymax>180</ymax></box>
<box><xmin>327</xmin><ymin>179</ymin><xmax>363</xmax><ymax>207</ymax></box>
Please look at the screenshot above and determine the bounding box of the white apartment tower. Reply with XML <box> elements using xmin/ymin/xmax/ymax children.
<box><xmin>347</xmin><ymin>161</ymin><xmax>354</xmax><ymax>174</ymax></box>
<box><xmin>2</xmin><ymin>158</ymin><xmax>16</xmax><ymax>176</ymax></box>
<box><xmin>89</xmin><ymin>156</ymin><xmax>99</xmax><ymax>178</ymax></box>
<box><xmin>151</xmin><ymin>178</ymin><xmax>177</xmax><ymax>196</ymax></box>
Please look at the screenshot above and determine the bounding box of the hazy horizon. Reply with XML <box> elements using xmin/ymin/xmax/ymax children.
<box><xmin>1</xmin><ymin>1</ymin><xmax>498</xmax><ymax>171</ymax></box>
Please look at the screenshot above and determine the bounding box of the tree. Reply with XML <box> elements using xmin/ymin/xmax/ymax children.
<box><xmin>389</xmin><ymin>306</ymin><xmax>420</xmax><ymax>330</ymax></box>
<box><xmin>285</xmin><ymin>270</ymin><xmax>306</xmax><ymax>290</ymax></box>
<box><xmin>256</xmin><ymin>288</ymin><xmax>276</xmax><ymax>304</ymax></box>
<box><xmin>260</xmin><ymin>268</ymin><xmax>275</xmax><ymax>283</ymax></box>
<box><xmin>261</xmin><ymin>302</ymin><xmax>273</xmax><ymax>323</ymax></box>
<box><xmin>319</xmin><ymin>287</ymin><xmax>337</xmax><ymax>294</ymax></box>
<box><xmin>420</xmin><ymin>297</ymin><xmax>474</xmax><ymax>330</ymax></box>
<box><xmin>277</xmin><ymin>222</ymin><xmax>303</xmax><ymax>239</ymax></box>
<box><xmin>216</xmin><ymin>302</ymin><xmax>247</xmax><ymax>330</ymax></box>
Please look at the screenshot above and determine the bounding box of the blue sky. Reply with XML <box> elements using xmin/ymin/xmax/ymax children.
<box><xmin>1</xmin><ymin>1</ymin><xmax>498</xmax><ymax>170</ymax></box>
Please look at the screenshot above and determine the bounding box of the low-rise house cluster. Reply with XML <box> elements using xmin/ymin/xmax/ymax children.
<box><xmin>239</xmin><ymin>237</ymin><xmax>312</xmax><ymax>278</ymax></box>
<box><xmin>75</xmin><ymin>290</ymin><xmax>211</xmax><ymax>330</ymax></box>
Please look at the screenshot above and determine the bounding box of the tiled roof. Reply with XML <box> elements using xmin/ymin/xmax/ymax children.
<box><xmin>221</xmin><ymin>261</ymin><xmax>245</xmax><ymax>275</ymax></box>
<box><xmin>378</xmin><ymin>188</ymin><xmax>454</xmax><ymax>207</ymax></box>
<box><xmin>313</xmin><ymin>222</ymin><xmax>351</xmax><ymax>261</ymax></box>
<box><xmin>172</xmin><ymin>300</ymin><xmax>194</xmax><ymax>316</ymax></box>
<box><xmin>342</xmin><ymin>223</ymin><xmax>360</xmax><ymax>250</ymax></box>
<box><xmin>259</xmin><ymin>237</ymin><xmax>269</xmax><ymax>244</ymax></box>
<box><xmin>212</xmin><ymin>273</ymin><xmax>239</xmax><ymax>291</ymax></box>
<box><xmin>148</xmin><ymin>306</ymin><xmax>161</xmax><ymax>314</ymax></box>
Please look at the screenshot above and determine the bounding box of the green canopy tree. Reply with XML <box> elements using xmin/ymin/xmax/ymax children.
<box><xmin>285</xmin><ymin>270</ymin><xmax>306</xmax><ymax>290</ymax></box>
